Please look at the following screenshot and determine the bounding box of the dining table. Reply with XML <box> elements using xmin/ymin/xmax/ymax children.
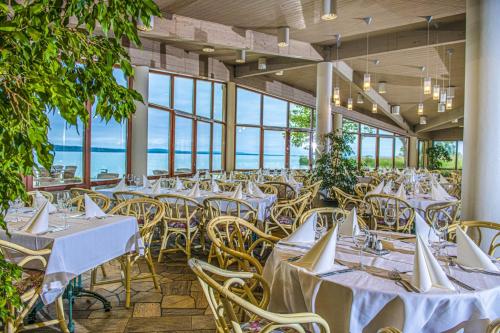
<box><xmin>263</xmin><ymin>231</ymin><xmax>500</xmax><ymax>333</ymax></box>
<box><xmin>98</xmin><ymin>186</ymin><xmax>277</xmax><ymax>222</ymax></box>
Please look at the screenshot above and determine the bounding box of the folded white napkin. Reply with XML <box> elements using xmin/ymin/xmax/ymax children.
<box><xmin>256</xmin><ymin>174</ymin><xmax>264</xmax><ymax>183</ymax></box>
<box><xmin>23</xmin><ymin>201</ymin><xmax>49</xmax><ymax>234</ymax></box>
<box><xmin>439</xmin><ymin>175</ymin><xmax>449</xmax><ymax>184</ymax></box>
<box><xmin>414</xmin><ymin>214</ymin><xmax>439</xmax><ymax>245</ymax></box>
<box><xmin>113</xmin><ymin>178</ymin><xmax>128</xmax><ymax>191</ymax></box>
<box><xmin>229</xmin><ymin>171</ymin><xmax>234</xmax><ymax>181</ymax></box>
<box><xmin>295</xmin><ymin>225</ymin><xmax>342</xmax><ymax>274</ymax></box>
<box><xmin>35</xmin><ymin>191</ymin><xmax>57</xmax><ymax>213</ymax></box>
<box><xmin>339</xmin><ymin>208</ymin><xmax>361</xmax><ymax>237</ymax></box>
<box><xmin>368</xmin><ymin>181</ymin><xmax>385</xmax><ymax>195</ymax></box>
<box><xmin>211</xmin><ymin>180</ymin><xmax>220</xmax><ymax>193</ymax></box>
<box><xmin>456</xmin><ymin>227</ymin><xmax>499</xmax><ymax>272</ymax></box>
<box><xmin>283</xmin><ymin>213</ymin><xmax>317</xmax><ymax>243</ymax></box>
<box><xmin>85</xmin><ymin>194</ymin><xmax>106</xmax><ymax>218</ymax></box>
<box><xmin>232</xmin><ymin>183</ymin><xmax>243</xmax><ymax>200</ymax></box>
<box><xmin>431</xmin><ymin>182</ymin><xmax>450</xmax><ymax>201</ymax></box>
<box><xmin>395</xmin><ymin>184</ymin><xmax>407</xmax><ymax>201</ymax></box>
<box><xmin>192</xmin><ymin>171</ymin><xmax>200</xmax><ymax>180</ymax></box>
<box><xmin>220</xmin><ymin>173</ymin><xmax>227</xmax><ymax>181</ymax></box>
<box><xmin>187</xmin><ymin>182</ymin><xmax>201</xmax><ymax>198</ymax></box>
<box><xmin>175</xmin><ymin>177</ymin><xmax>184</xmax><ymax>190</ymax></box>
<box><xmin>383</xmin><ymin>180</ymin><xmax>393</xmax><ymax>194</ymax></box>
<box><xmin>151</xmin><ymin>179</ymin><xmax>162</xmax><ymax>194</ymax></box>
<box><xmin>143</xmin><ymin>175</ymin><xmax>151</xmax><ymax>188</ymax></box>
<box><xmin>412</xmin><ymin>235</ymin><xmax>455</xmax><ymax>292</ymax></box>
<box><xmin>247</xmin><ymin>182</ymin><xmax>266</xmax><ymax>198</ymax></box>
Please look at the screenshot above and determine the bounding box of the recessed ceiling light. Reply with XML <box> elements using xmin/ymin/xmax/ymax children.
<box><xmin>321</xmin><ymin>0</ymin><xmax>337</xmax><ymax>20</ymax></box>
<box><xmin>202</xmin><ymin>46</ymin><xmax>215</xmax><ymax>53</ymax></box>
<box><xmin>275</xmin><ymin>70</ymin><xmax>284</xmax><ymax>76</ymax></box>
<box><xmin>277</xmin><ymin>27</ymin><xmax>289</xmax><ymax>47</ymax></box>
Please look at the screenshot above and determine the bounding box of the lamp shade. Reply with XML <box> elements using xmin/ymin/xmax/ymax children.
<box><xmin>372</xmin><ymin>103</ymin><xmax>378</xmax><ymax>113</ymax></box>
<box><xmin>258</xmin><ymin>57</ymin><xmax>267</xmax><ymax>70</ymax></box>
<box><xmin>347</xmin><ymin>97</ymin><xmax>353</xmax><ymax>110</ymax></box>
<box><xmin>137</xmin><ymin>15</ymin><xmax>154</xmax><ymax>31</ymax></box>
<box><xmin>236</xmin><ymin>50</ymin><xmax>246</xmax><ymax>63</ymax></box>
<box><xmin>391</xmin><ymin>105</ymin><xmax>400</xmax><ymax>115</ymax></box>
<box><xmin>277</xmin><ymin>27</ymin><xmax>289</xmax><ymax>47</ymax></box>
<box><xmin>321</xmin><ymin>0</ymin><xmax>338</xmax><ymax>20</ymax></box>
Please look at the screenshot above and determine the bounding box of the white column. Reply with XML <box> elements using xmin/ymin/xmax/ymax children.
<box><xmin>333</xmin><ymin>113</ymin><xmax>343</xmax><ymax>136</ymax></box>
<box><xmin>462</xmin><ymin>0</ymin><xmax>500</xmax><ymax>248</ymax></box>
<box><xmin>225</xmin><ymin>82</ymin><xmax>236</xmax><ymax>171</ymax></box>
<box><xmin>131</xmin><ymin>66</ymin><xmax>149</xmax><ymax>177</ymax></box>
<box><xmin>408</xmin><ymin>137</ymin><xmax>418</xmax><ymax>168</ymax></box>
<box><xmin>315</xmin><ymin>62</ymin><xmax>333</xmax><ymax>153</ymax></box>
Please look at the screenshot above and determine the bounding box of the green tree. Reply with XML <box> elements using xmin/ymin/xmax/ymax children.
<box><xmin>0</xmin><ymin>0</ymin><xmax>159</xmax><ymax>321</ymax></box>
<box><xmin>288</xmin><ymin>104</ymin><xmax>313</xmax><ymax>147</ymax></box>
<box><xmin>427</xmin><ymin>145</ymin><xmax>452</xmax><ymax>170</ymax></box>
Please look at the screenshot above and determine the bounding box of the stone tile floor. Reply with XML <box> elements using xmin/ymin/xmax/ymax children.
<box><xmin>28</xmin><ymin>251</ymin><xmax>216</xmax><ymax>333</ymax></box>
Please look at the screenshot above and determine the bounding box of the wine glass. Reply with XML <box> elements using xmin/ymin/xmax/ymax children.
<box><xmin>353</xmin><ymin>230</ymin><xmax>369</xmax><ymax>270</ymax></box>
<box><xmin>313</xmin><ymin>219</ymin><xmax>327</xmax><ymax>241</ymax></box>
<box><xmin>429</xmin><ymin>214</ymin><xmax>449</xmax><ymax>257</ymax></box>
<box><xmin>12</xmin><ymin>198</ymin><xmax>24</xmax><ymax>222</ymax></box>
<box><xmin>384</xmin><ymin>204</ymin><xmax>397</xmax><ymax>229</ymax></box>
<box><xmin>334</xmin><ymin>213</ymin><xmax>346</xmax><ymax>240</ymax></box>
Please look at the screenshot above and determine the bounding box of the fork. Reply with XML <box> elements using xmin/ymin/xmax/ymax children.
<box><xmin>454</xmin><ymin>263</ymin><xmax>500</xmax><ymax>277</ymax></box>
<box><xmin>389</xmin><ymin>270</ymin><xmax>421</xmax><ymax>293</ymax></box>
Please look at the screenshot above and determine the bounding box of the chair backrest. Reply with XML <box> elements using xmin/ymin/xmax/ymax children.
<box><xmin>67</xmin><ymin>193</ymin><xmax>111</xmax><ymax>212</ymax></box>
<box><xmin>216</xmin><ymin>181</ymin><xmax>239</xmax><ymax>192</ymax></box>
<box><xmin>297</xmin><ymin>207</ymin><xmax>368</xmax><ymax>232</ymax></box>
<box><xmin>188</xmin><ymin>258</ymin><xmax>330</xmax><ymax>333</ymax></box>
<box><xmin>203</xmin><ymin>196</ymin><xmax>257</xmax><ymax>223</ymax></box>
<box><xmin>448</xmin><ymin>221</ymin><xmax>500</xmax><ymax>258</ymax></box>
<box><xmin>264</xmin><ymin>181</ymin><xmax>297</xmax><ymax>202</ymax></box>
<box><xmin>377</xmin><ymin>328</ymin><xmax>402</xmax><ymax>333</ymax></box>
<box><xmin>300</xmin><ymin>180</ymin><xmax>322</xmax><ymax>207</ymax></box>
<box><xmin>109</xmin><ymin>198</ymin><xmax>164</xmax><ymax>245</ymax></box>
<box><xmin>155</xmin><ymin>194</ymin><xmax>203</xmax><ymax>225</ymax></box>
<box><xmin>26</xmin><ymin>191</ymin><xmax>54</xmax><ymax>205</ymax></box>
<box><xmin>69</xmin><ymin>187</ymin><xmax>94</xmax><ymax>198</ymax></box>
<box><xmin>256</xmin><ymin>183</ymin><xmax>278</xmax><ymax>195</ymax></box>
<box><xmin>365</xmin><ymin>193</ymin><xmax>416</xmax><ymax>233</ymax></box>
<box><xmin>425</xmin><ymin>200</ymin><xmax>461</xmax><ymax>228</ymax></box>
<box><xmin>270</xmin><ymin>191</ymin><xmax>312</xmax><ymax>233</ymax></box>
<box><xmin>112</xmin><ymin>191</ymin><xmax>148</xmax><ymax>202</ymax></box>
<box><xmin>206</xmin><ymin>216</ymin><xmax>279</xmax><ymax>274</ymax></box>
<box><xmin>329</xmin><ymin>186</ymin><xmax>363</xmax><ymax>211</ymax></box>
<box><xmin>354</xmin><ymin>183</ymin><xmax>375</xmax><ymax>198</ymax></box>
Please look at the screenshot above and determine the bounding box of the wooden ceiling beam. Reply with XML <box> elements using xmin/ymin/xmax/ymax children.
<box><xmin>138</xmin><ymin>14</ymin><xmax>325</xmax><ymax>61</ymax></box>
<box><xmin>329</xmin><ymin>19</ymin><xmax>465</xmax><ymax>61</ymax></box>
<box><xmin>414</xmin><ymin>107</ymin><xmax>464</xmax><ymax>133</ymax></box>
<box><xmin>234</xmin><ymin>58</ymin><xmax>315</xmax><ymax>78</ymax></box>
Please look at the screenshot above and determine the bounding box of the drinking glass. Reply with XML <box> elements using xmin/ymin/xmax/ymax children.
<box><xmin>384</xmin><ymin>204</ymin><xmax>397</xmax><ymax>228</ymax></box>
<box><xmin>12</xmin><ymin>198</ymin><xmax>24</xmax><ymax>222</ymax></box>
<box><xmin>334</xmin><ymin>214</ymin><xmax>345</xmax><ymax>240</ymax></box>
<box><xmin>429</xmin><ymin>215</ymin><xmax>449</xmax><ymax>257</ymax></box>
<box><xmin>134</xmin><ymin>176</ymin><xmax>141</xmax><ymax>189</ymax></box>
<box><xmin>353</xmin><ymin>230</ymin><xmax>369</xmax><ymax>270</ymax></box>
<box><xmin>313</xmin><ymin>220</ymin><xmax>327</xmax><ymax>241</ymax></box>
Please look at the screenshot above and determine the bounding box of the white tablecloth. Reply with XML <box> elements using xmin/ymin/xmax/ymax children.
<box><xmin>98</xmin><ymin>187</ymin><xmax>277</xmax><ymax>221</ymax></box>
<box><xmin>1</xmin><ymin>210</ymin><xmax>143</xmax><ymax>304</ymax></box>
<box><xmin>406</xmin><ymin>194</ymin><xmax>457</xmax><ymax>218</ymax></box>
<box><xmin>263</xmin><ymin>234</ymin><xmax>500</xmax><ymax>333</ymax></box>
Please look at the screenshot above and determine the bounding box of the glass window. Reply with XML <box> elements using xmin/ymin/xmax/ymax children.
<box><xmin>212</xmin><ymin>123</ymin><xmax>224</xmax><ymax>171</ymax></box>
<box><xmin>263</xmin><ymin>95</ymin><xmax>287</xmax><ymax>127</ymax></box>
<box><xmin>418</xmin><ymin>140</ymin><xmax>424</xmax><ymax>168</ymax></box>
<box><xmin>457</xmin><ymin>141</ymin><xmax>463</xmax><ymax>169</ymax></box>
<box><xmin>263</xmin><ymin>130</ymin><xmax>286</xmax><ymax>169</ymax></box>
<box><xmin>236</xmin><ymin>126</ymin><xmax>260</xmax><ymax>169</ymax></box>
<box><xmin>147</xmin><ymin>108</ymin><xmax>169</xmax><ymax>176</ymax></box>
<box><xmin>434</xmin><ymin>141</ymin><xmax>457</xmax><ymax>169</ymax></box>
<box><xmin>379</xmin><ymin>137</ymin><xmax>394</xmax><ymax>169</ymax></box>
<box><xmin>289</xmin><ymin>103</ymin><xmax>312</xmax><ymax>129</ymax></box>
<box><xmin>174</xmin><ymin>77</ymin><xmax>194</xmax><ymax>113</ymax></box>
<box><xmin>213</xmin><ymin>83</ymin><xmax>224</xmax><ymax>121</ymax></box>
<box><xmin>361</xmin><ymin>124</ymin><xmax>376</xmax><ymax>134</ymax></box>
<box><xmin>174</xmin><ymin>116</ymin><xmax>193</xmax><ymax>173</ymax></box>
<box><xmin>236</xmin><ymin>88</ymin><xmax>261</xmax><ymax>125</ymax></box>
<box><xmin>342</xmin><ymin>119</ymin><xmax>359</xmax><ymax>133</ymax></box>
<box><xmin>148</xmin><ymin>72</ymin><xmax>171</xmax><ymax>108</ymax></box>
<box><xmin>345</xmin><ymin>133</ymin><xmax>358</xmax><ymax>162</ymax></box>
<box><xmin>35</xmin><ymin>110</ymin><xmax>84</xmax><ymax>187</ymax></box>
<box><xmin>113</xmin><ymin>67</ymin><xmax>128</xmax><ymax>87</ymax></box>
<box><xmin>378</xmin><ymin>129</ymin><xmax>393</xmax><ymax>136</ymax></box>
<box><xmin>290</xmin><ymin>131</ymin><xmax>310</xmax><ymax>169</ymax></box>
<box><xmin>361</xmin><ymin>136</ymin><xmax>376</xmax><ymax>169</ymax></box>
<box><xmin>91</xmin><ymin>106</ymin><xmax>127</xmax><ymax>180</ymax></box>
<box><xmin>395</xmin><ymin>137</ymin><xmax>408</xmax><ymax>169</ymax></box>
<box><xmin>196</xmin><ymin>80</ymin><xmax>212</xmax><ymax>118</ymax></box>
<box><xmin>196</xmin><ymin>121</ymin><xmax>211</xmax><ymax>171</ymax></box>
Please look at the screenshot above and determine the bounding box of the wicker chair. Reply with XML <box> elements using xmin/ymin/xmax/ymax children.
<box><xmin>354</xmin><ymin>183</ymin><xmax>375</xmax><ymax>199</ymax></box>
<box><xmin>112</xmin><ymin>190</ymin><xmax>148</xmax><ymax>203</ymax></box>
<box><xmin>69</xmin><ymin>187</ymin><xmax>95</xmax><ymax>198</ymax></box>
<box><xmin>26</xmin><ymin>191</ymin><xmax>54</xmax><ymax>205</ymax></box>
<box><xmin>365</xmin><ymin>194</ymin><xmax>416</xmax><ymax>233</ymax></box>
<box><xmin>90</xmin><ymin>198</ymin><xmax>165</xmax><ymax>308</ymax></box>
<box><xmin>256</xmin><ymin>183</ymin><xmax>278</xmax><ymax>195</ymax></box>
<box><xmin>297</xmin><ymin>207</ymin><xmax>368</xmax><ymax>232</ymax></box>
<box><xmin>264</xmin><ymin>181</ymin><xmax>297</xmax><ymax>203</ymax></box>
<box><xmin>265</xmin><ymin>191</ymin><xmax>311</xmax><ymax>237</ymax></box>
<box><xmin>300</xmin><ymin>180</ymin><xmax>322</xmax><ymax>209</ymax></box>
<box><xmin>0</xmin><ymin>240</ymin><xmax>69</xmax><ymax>333</ymax></box>
<box><xmin>155</xmin><ymin>194</ymin><xmax>203</xmax><ymax>262</ymax></box>
<box><xmin>424</xmin><ymin>200</ymin><xmax>461</xmax><ymax>228</ymax></box>
<box><xmin>330</xmin><ymin>186</ymin><xmax>366</xmax><ymax>211</ymax></box>
<box><xmin>216</xmin><ymin>181</ymin><xmax>240</xmax><ymax>192</ymax></box>
<box><xmin>377</xmin><ymin>328</ymin><xmax>402</xmax><ymax>333</ymax></box>
<box><xmin>448</xmin><ymin>221</ymin><xmax>500</xmax><ymax>258</ymax></box>
<box><xmin>67</xmin><ymin>193</ymin><xmax>111</xmax><ymax>212</ymax></box>
<box><xmin>188</xmin><ymin>258</ymin><xmax>330</xmax><ymax>333</ymax></box>
<box><xmin>206</xmin><ymin>216</ymin><xmax>279</xmax><ymax>274</ymax></box>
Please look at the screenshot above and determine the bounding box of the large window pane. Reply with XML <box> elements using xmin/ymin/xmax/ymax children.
<box><xmin>174</xmin><ymin>116</ymin><xmax>193</xmax><ymax>173</ymax></box>
<box><xmin>35</xmin><ymin>111</ymin><xmax>84</xmax><ymax>187</ymax></box>
<box><xmin>212</xmin><ymin>123</ymin><xmax>223</xmax><ymax>171</ymax></box>
<box><xmin>263</xmin><ymin>95</ymin><xmax>287</xmax><ymax>127</ymax></box>
<box><xmin>91</xmin><ymin>107</ymin><xmax>127</xmax><ymax>180</ymax></box>
<box><xmin>196</xmin><ymin>80</ymin><xmax>212</xmax><ymax>118</ymax></box>
<box><xmin>263</xmin><ymin>130</ymin><xmax>286</xmax><ymax>169</ymax></box>
<box><xmin>149</xmin><ymin>73</ymin><xmax>171</xmax><ymax>108</ymax></box>
<box><xmin>113</xmin><ymin>68</ymin><xmax>128</xmax><ymax>87</ymax></box>
<box><xmin>434</xmin><ymin>141</ymin><xmax>457</xmax><ymax>169</ymax></box>
<box><xmin>378</xmin><ymin>129</ymin><xmax>393</xmax><ymax>136</ymax></box>
<box><xmin>236</xmin><ymin>126</ymin><xmax>260</xmax><ymax>169</ymax></box>
<box><xmin>289</xmin><ymin>103</ymin><xmax>312</xmax><ymax>129</ymax></box>
<box><xmin>342</xmin><ymin>119</ymin><xmax>359</xmax><ymax>133</ymax></box>
<box><xmin>290</xmin><ymin>131</ymin><xmax>310</xmax><ymax>169</ymax></box>
<box><xmin>174</xmin><ymin>77</ymin><xmax>194</xmax><ymax>113</ymax></box>
<box><xmin>196</xmin><ymin>121</ymin><xmax>211</xmax><ymax>171</ymax></box>
<box><xmin>147</xmin><ymin>108</ymin><xmax>169</xmax><ymax>176</ymax></box>
<box><xmin>344</xmin><ymin>133</ymin><xmax>358</xmax><ymax>163</ymax></box>
<box><xmin>361</xmin><ymin>136</ymin><xmax>376</xmax><ymax>169</ymax></box>
<box><xmin>378</xmin><ymin>137</ymin><xmax>394</xmax><ymax>169</ymax></box>
<box><xmin>236</xmin><ymin>88</ymin><xmax>261</xmax><ymax>125</ymax></box>
<box><xmin>457</xmin><ymin>141</ymin><xmax>463</xmax><ymax>169</ymax></box>
<box><xmin>395</xmin><ymin>137</ymin><xmax>408</xmax><ymax>169</ymax></box>
<box><xmin>214</xmin><ymin>83</ymin><xmax>224</xmax><ymax>121</ymax></box>
<box><xmin>361</xmin><ymin>124</ymin><xmax>376</xmax><ymax>134</ymax></box>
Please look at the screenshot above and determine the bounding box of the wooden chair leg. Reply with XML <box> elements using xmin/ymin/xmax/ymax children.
<box><xmin>100</xmin><ymin>264</ymin><xmax>107</xmax><ymax>278</ymax></box>
<box><xmin>124</xmin><ymin>256</ymin><xmax>132</xmax><ymax>309</ymax></box>
<box><xmin>145</xmin><ymin>251</ymin><xmax>159</xmax><ymax>290</ymax></box>
<box><xmin>90</xmin><ymin>268</ymin><xmax>97</xmax><ymax>292</ymax></box>
<box><xmin>158</xmin><ymin>226</ymin><xmax>169</xmax><ymax>263</ymax></box>
<box><xmin>56</xmin><ymin>296</ymin><xmax>70</xmax><ymax>333</ymax></box>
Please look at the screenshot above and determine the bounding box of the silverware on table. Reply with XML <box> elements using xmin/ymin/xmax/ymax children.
<box><xmin>278</xmin><ymin>242</ymin><xmax>311</xmax><ymax>250</ymax></box>
<box><xmin>389</xmin><ymin>270</ymin><xmax>421</xmax><ymax>293</ymax></box>
<box><xmin>454</xmin><ymin>263</ymin><xmax>500</xmax><ymax>277</ymax></box>
<box><xmin>317</xmin><ymin>268</ymin><xmax>354</xmax><ymax>278</ymax></box>
<box><xmin>446</xmin><ymin>274</ymin><xmax>476</xmax><ymax>291</ymax></box>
